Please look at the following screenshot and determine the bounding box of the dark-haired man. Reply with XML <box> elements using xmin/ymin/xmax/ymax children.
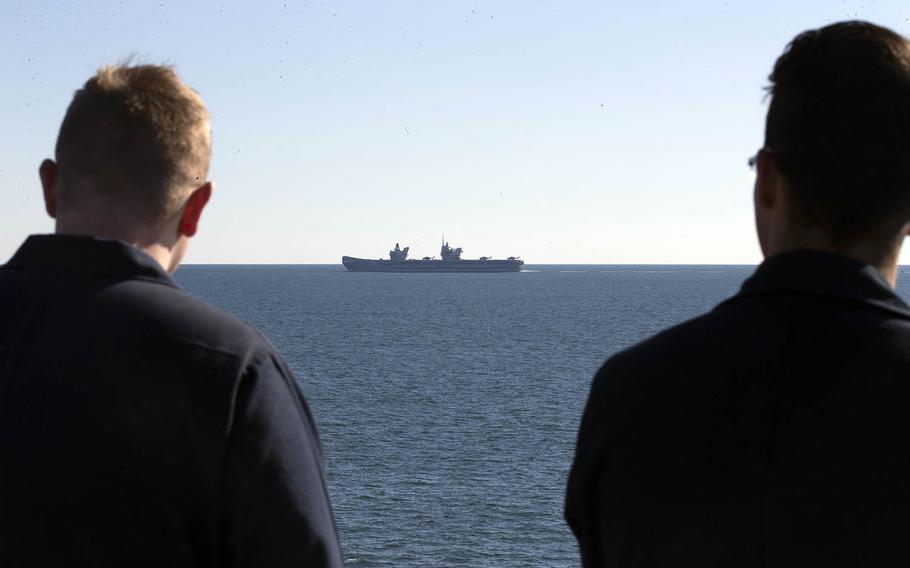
<box><xmin>566</xmin><ymin>21</ymin><xmax>910</xmax><ymax>567</ymax></box>
<box><xmin>0</xmin><ymin>65</ymin><xmax>343</xmax><ymax>567</ymax></box>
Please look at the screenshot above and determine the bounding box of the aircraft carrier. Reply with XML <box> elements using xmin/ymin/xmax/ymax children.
<box><xmin>342</xmin><ymin>240</ymin><xmax>523</xmax><ymax>273</ymax></box>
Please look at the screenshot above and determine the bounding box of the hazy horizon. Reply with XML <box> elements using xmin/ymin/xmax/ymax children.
<box><xmin>180</xmin><ymin>261</ymin><xmax>762</xmax><ymax>266</ymax></box>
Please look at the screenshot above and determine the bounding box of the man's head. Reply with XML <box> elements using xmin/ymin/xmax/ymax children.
<box><xmin>755</xmin><ymin>21</ymin><xmax>910</xmax><ymax>271</ymax></box>
<box><xmin>40</xmin><ymin>63</ymin><xmax>213</xmax><ymax>272</ymax></box>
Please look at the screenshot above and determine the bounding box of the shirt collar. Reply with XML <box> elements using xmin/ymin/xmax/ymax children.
<box><xmin>3</xmin><ymin>234</ymin><xmax>178</xmax><ymax>288</ymax></box>
<box><xmin>723</xmin><ymin>249</ymin><xmax>910</xmax><ymax>319</ymax></box>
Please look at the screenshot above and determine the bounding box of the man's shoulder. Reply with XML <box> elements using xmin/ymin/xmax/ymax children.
<box><xmin>593</xmin><ymin>296</ymin><xmax>782</xmax><ymax>392</ymax></box>
<box><xmin>598</xmin><ymin>289</ymin><xmax>910</xmax><ymax>387</ymax></box>
<box><xmin>0</xmin><ymin>256</ymin><xmax>277</xmax><ymax>362</ymax></box>
<box><xmin>98</xmin><ymin>277</ymin><xmax>274</xmax><ymax>360</ymax></box>
<box><xmin>603</xmin><ymin>308</ymin><xmax>730</xmax><ymax>375</ymax></box>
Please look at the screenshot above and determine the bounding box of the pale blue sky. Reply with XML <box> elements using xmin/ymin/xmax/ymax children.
<box><xmin>3</xmin><ymin>1</ymin><xmax>910</xmax><ymax>263</ymax></box>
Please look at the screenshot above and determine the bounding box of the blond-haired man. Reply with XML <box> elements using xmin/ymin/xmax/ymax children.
<box><xmin>0</xmin><ymin>65</ymin><xmax>343</xmax><ymax>567</ymax></box>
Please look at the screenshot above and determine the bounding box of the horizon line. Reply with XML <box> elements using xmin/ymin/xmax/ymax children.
<box><xmin>178</xmin><ymin>262</ymin><xmax>764</xmax><ymax>266</ymax></box>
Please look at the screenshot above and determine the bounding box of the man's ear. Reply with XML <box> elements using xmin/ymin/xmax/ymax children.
<box><xmin>178</xmin><ymin>181</ymin><xmax>213</xmax><ymax>238</ymax></box>
<box><xmin>754</xmin><ymin>149</ymin><xmax>780</xmax><ymax>210</ymax></box>
<box><xmin>39</xmin><ymin>159</ymin><xmax>58</xmax><ymax>219</ymax></box>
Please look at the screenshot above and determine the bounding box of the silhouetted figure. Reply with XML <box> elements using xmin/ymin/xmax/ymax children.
<box><xmin>566</xmin><ymin>21</ymin><xmax>910</xmax><ymax>567</ymax></box>
<box><xmin>0</xmin><ymin>65</ymin><xmax>342</xmax><ymax>567</ymax></box>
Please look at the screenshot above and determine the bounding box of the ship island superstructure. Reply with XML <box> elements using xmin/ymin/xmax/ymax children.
<box><xmin>342</xmin><ymin>240</ymin><xmax>523</xmax><ymax>273</ymax></box>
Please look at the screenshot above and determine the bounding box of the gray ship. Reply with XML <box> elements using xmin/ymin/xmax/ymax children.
<box><xmin>342</xmin><ymin>240</ymin><xmax>523</xmax><ymax>273</ymax></box>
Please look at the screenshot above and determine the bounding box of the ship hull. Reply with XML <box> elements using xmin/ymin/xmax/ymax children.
<box><xmin>342</xmin><ymin>256</ymin><xmax>523</xmax><ymax>273</ymax></box>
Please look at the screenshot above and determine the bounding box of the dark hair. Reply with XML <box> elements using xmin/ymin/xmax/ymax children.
<box><xmin>766</xmin><ymin>20</ymin><xmax>910</xmax><ymax>246</ymax></box>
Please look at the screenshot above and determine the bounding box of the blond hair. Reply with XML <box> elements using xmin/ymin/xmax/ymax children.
<box><xmin>55</xmin><ymin>64</ymin><xmax>211</xmax><ymax>224</ymax></box>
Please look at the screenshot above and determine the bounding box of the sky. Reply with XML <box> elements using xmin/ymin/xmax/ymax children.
<box><xmin>2</xmin><ymin>1</ymin><xmax>910</xmax><ymax>264</ymax></box>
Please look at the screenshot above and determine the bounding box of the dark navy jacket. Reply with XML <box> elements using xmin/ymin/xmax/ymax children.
<box><xmin>566</xmin><ymin>250</ymin><xmax>910</xmax><ymax>567</ymax></box>
<box><xmin>0</xmin><ymin>235</ymin><xmax>343</xmax><ymax>567</ymax></box>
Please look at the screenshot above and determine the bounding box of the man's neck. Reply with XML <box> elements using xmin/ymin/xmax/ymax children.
<box><xmin>55</xmin><ymin>218</ymin><xmax>181</xmax><ymax>274</ymax></box>
<box><xmin>137</xmin><ymin>241</ymin><xmax>180</xmax><ymax>273</ymax></box>
<box><xmin>768</xmin><ymin>228</ymin><xmax>903</xmax><ymax>288</ymax></box>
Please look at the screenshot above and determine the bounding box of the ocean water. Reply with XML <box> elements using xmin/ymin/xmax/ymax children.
<box><xmin>173</xmin><ymin>264</ymin><xmax>910</xmax><ymax>567</ymax></box>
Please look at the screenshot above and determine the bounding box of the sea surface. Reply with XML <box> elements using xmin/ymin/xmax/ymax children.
<box><xmin>174</xmin><ymin>264</ymin><xmax>910</xmax><ymax>567</ymax></box>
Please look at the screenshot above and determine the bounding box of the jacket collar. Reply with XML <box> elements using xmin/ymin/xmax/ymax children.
<box><xmin>3</xmin><ymin>234</ymin><xmax>178</xmax><ymax>288</ymax></box>
<box><xmin>723</xmin><ymin>249</ymin><xmax>910</xmax><ymax>319</ymax></box>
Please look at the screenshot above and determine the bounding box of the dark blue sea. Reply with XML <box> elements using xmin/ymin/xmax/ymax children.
<box><xmin>174</xmin><ymin>264</ymin><xmax>910</xmax><ymax>567</ymax></box>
